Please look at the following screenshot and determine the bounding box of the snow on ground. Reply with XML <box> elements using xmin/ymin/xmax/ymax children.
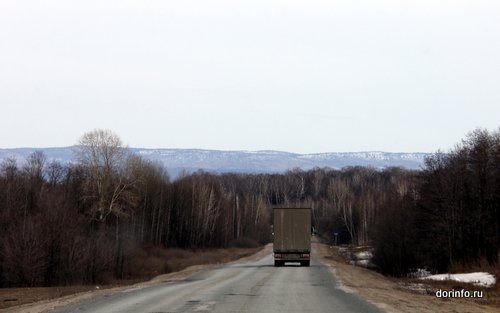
<box><xmin>353</xmin><ymin>259</ymin><xmax>372</xmax><ymax>267</ymax></box>
<box><xmin>407</xmin><ymin>268</ymin><xmax>432</xmax><ymax>278</ymax></box>
<box><xmin>399</xmin><ymin>282</ymin><xmax>433</xmax><ymax>295</ymax></box>
<box><xmin>421</xmin><ymin>272</ymin><xmax>496</xmax><ymax>287</ymax></box>
<box><xmin>345</xmin><ymin>248</ymin><xmax>375</xmax><ymax>268</ymax></box>
<box><xmin>355</xmin><ymin>251</ymin><xmax>373</xmax><ymax>260</ymax></box>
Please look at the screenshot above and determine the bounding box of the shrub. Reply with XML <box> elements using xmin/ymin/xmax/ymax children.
<box><xmin>228</xmin><ymin>237</ymin><xmax>260</xmax><ymax>248</ymax></box>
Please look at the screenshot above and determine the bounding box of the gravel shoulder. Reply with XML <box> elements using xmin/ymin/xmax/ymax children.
<box><xmin>314</xmin><ymin>242</ymin><xmax>498</xmax><ymax>313</ymax></box>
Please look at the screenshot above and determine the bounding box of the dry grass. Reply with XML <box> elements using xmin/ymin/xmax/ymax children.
<box><xmin>0</xmin><ymin>286</ymin><xmax>103</xmax><ymax>310</ymax></box>
<box><xmin>0</xmin><ymin>245</ymin><xmax>261</xmax><ymax>310</ymax></box>
<box><xmin>315</xmin><ymin>242</ymin><xmax>499</xmax><ymax>313</ymax></box>
<box><xmin>410</xmin><ymin>272</ymin><xmax>500</xmax><ymax>307</ymax></box>
<box><xmin>445</xmin><ymin>259</ymin><xmax>500</xmax><ymax>306</ymax></box>
<box><xmin>123</xmin><ymin>245</ymin><xmax>260</xmax><ymax>280</ymax></box>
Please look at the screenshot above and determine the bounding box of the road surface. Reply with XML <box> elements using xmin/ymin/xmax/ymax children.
<box><xmin>58</xmin><ymin>249</ymin><xmax>383</xmax><ymax>313</ymax></box>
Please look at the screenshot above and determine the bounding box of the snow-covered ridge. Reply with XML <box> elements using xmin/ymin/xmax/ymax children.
<box><xmin>0</xmin><ymin>147</ymin><xmax>431</xmax><ymax>178</ymax></box>
<box><xmin>298</xmin><ymin>151</ymin><xmax>427</xmax><ymax>162</ymax></box>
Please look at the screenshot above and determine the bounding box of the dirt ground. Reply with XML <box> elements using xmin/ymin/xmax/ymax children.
<box><xmin>314</xmin><ymin>242</ymin><xmax>499</xmax><ymax>313</ymax></box>
<box><xmin>0</xmin><ymin>246</ymin><xmax>264</xmax><ymax>313</ymax></box>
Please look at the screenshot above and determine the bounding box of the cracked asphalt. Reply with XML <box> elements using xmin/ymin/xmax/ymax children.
<box><xmin>57</xmin><ymin>248</ymin><xmax>383</xmax><ymax>313</ymax></box>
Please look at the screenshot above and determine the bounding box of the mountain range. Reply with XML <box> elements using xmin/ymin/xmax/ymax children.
<box><xmin>0</xmin><ymin>147</ymin><xmax>430</xmax><ymax>178</ymax></box>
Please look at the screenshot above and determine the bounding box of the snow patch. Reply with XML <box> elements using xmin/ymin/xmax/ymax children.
<box><xmin>352</xmin><ymin>259</ymin><xmax>371</xmax><ymax>267</ymax></box>
<box><xmin>355</xmin><ymin>251</ymin><xmax>373</xmax><ymax>260</ymax></box>
<box><xmin>342</xmin><ymin>248</ymin><xmax>376</xmax><ymax>268</ymax></box>
<box><xmin>407</xmin><ymin>268</ymin><xmax>432</xmax><ymax>278</ymax></box>
<box><xmin>421</xmin><ymin>272</ymin><xmax>496</xmax><ymax>287</ymax></box>
<box><xmin>400</xmin><ymin>282</ymin><xmax>433</xmax><ymax>295</ymax></box>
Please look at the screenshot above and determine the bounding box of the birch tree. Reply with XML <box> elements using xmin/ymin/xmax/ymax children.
<box><xmin>76</xmin><ymin>129</ymin><xmax>132</xmax><ymax>222</ymax></box>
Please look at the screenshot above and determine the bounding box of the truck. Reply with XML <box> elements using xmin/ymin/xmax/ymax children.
<box><xmin>273</xmin><ymin>207</ymin><xmax>311</xmax><ymax>266</ymax></box>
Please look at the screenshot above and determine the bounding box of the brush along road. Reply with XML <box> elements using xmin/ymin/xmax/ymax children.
<box><xmin>56</xmin><ymin>244</ymin><xmax>381</xmax><ymax>313</ymax></box>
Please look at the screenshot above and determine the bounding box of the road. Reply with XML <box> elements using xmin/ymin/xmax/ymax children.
<box><xmin>58</xmin><ymin>248</ymin><xmax>383</xmax><ymax>313</ymax></box>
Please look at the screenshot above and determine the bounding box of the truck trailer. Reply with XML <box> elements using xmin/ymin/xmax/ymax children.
<box><xmin>273</xmin><ymin>207</ymin><xmax>311</xmax><ymax>266</ymax></box>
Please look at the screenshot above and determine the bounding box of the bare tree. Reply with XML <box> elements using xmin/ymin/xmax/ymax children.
<box><xmin>327</xmin><ymin>178</ymin><xmax>357</xmax><ymax>244</ymax></box>
<box><xmin>45</xmin><ymin>161</ymin><xmax>66</xmax><ymax>187</ymax></box>
<box><xmin>23</xmin><ymin>151</ymin><xmax>46</xmax><ymax>180</ymax></box>
<box><xmin>75</xmin><ymin>129</ymin><xmax>131</xmax><ymax>222</ymax></box>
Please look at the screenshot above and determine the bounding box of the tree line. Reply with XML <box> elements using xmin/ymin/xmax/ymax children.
<box><xmin>373</xmin><ymin>128</ymin><xmax>500</xmax><ymax>276</ymax></box>
<box><xmin>0</xmin><ymin>128</ymin><xmax>498</xmax><ymax>286</ymax></box>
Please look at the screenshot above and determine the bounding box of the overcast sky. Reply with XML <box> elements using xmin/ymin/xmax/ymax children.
<box><xmin>1</xmin><ymin>0</ymin><xmax>499</xmax><ymax>153</ymax></box>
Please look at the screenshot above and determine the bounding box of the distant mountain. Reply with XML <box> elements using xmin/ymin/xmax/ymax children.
<box><xmin>0</xmin><ymin>147</ymin><xmax>430</xmax><ymax>178</ymax></box>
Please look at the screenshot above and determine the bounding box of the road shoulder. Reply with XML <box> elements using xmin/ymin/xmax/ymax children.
<box><xmin>314</xmin><ymin>242</ymin><xmax>497</xmax><ymax>313</ymax></box>
<box><xmin>0</xmin><ymin>245</ymin><xmax>270</xmax><ymax>313</ymax></box>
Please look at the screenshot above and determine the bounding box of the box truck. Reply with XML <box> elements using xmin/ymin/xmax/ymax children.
<box><xmin>273</xmin><ymin>207</ymin><xmax>311</xmax><ymax>266</ymax></box>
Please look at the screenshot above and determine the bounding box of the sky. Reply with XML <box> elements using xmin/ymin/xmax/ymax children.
<box><xmin>0</xmin><ymin>0</ymin><xmax>499</xmax><ymax>153</ymax></box>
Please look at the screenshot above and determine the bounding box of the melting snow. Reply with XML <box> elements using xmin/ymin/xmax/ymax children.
<box><xmin>421</xmin><ymin>272</ymin><xmax>496</xmax><ymax>287</ymax></box>
<box><xmin>407</xmin><ymin>268</ymin><xmax>432</xmax><ymax>278</ymax></box>
<box><xmin>355</xmin><ymin>251</ymin><xmax>373</xmax><ymax>260</ymax></box>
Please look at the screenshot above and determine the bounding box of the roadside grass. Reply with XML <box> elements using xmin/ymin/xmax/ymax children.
<box><xmin>444</xmin><ymin>260</ymin><xmax>500</xmax><ymax>307</ymax></box>
<box><xmin>323</xmin><ymin>241</ymin><xmax>499</xmax><ymax>307</ymax></box>
<box><xmin>0</xmin><ymin>286</ymin><xmax>101</xmax><ymax>310</ymax></box>
<box><xmin>406</xmin><ymin>258</ymin><xmax>500</xmax><ymax>306</ymax></box>
<box><xmin>0</xmin><ymin>245</ymin><xmax>261</xmax><ymax>310</ymax></box>
<box><xmin>124</xmin><ymin>244</ymin><xmax>260</xmax><ymax>280</ymax></box>
<box><xmin>402</xmin><ymin>278</ymin><xmax>499</xmax><ymax>307</ymax></box>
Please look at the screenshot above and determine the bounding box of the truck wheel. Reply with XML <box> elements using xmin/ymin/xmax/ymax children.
<box><xmin>274</xmin><ymin>260</ymin><xmax>283</xmax><ymax>267</ymax></box>
<box><xmin>301</xmin><ymin>261</ymin><xmax>310</xmax><ymax>267</ymax></box>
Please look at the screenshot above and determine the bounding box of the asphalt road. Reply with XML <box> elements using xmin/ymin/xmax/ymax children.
<box><xmin>58</xmin><ymin>250</ymin><xmax>383</xmax><ymax>313</ymax></box>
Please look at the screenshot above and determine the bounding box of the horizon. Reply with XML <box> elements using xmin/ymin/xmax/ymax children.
<box><xmin>0</xmin><ymin>144</ymin><xmax>429</xmax><ymax>177</ymax></box>
<box><xmin>0</xmin><ymin>144</ymin><xmax>434</xmax><ymax>155</ymax></box>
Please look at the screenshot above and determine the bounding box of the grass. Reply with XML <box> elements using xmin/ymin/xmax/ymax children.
<box><xmin>0</xmin><ymin>245</ymin><xmax>262</xmax><ymax>310</ymax></box>
<box><xmin>403</xmin><ymin>278</ymin><xmax>499</xmax><ymax>306</ymax></box>
<box><xmin>123</xmin><ymin>244</ymin><xmax>260</xmax><ymax>280</ymax></box>
<box><xmin>326</xmin><ymin>242</ymin><xmax>499</xmax><ymax>307</ymax></box>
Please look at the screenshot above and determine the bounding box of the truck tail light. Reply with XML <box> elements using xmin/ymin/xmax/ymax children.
<box><xmin>274</xmin><ymin>254</ymin><xmax>282</xmax><ymax>259</ymax></box>
<box><xmin>301</xmin><ymin>254</ymin><xmax>310</xmax><ymax>259</ymax></box>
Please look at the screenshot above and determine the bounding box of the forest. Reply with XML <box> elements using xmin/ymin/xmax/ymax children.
<box><xmin>0</xmin><ymin>128</ymin><xmax>498</xmax><ymax>287</ymax></box>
